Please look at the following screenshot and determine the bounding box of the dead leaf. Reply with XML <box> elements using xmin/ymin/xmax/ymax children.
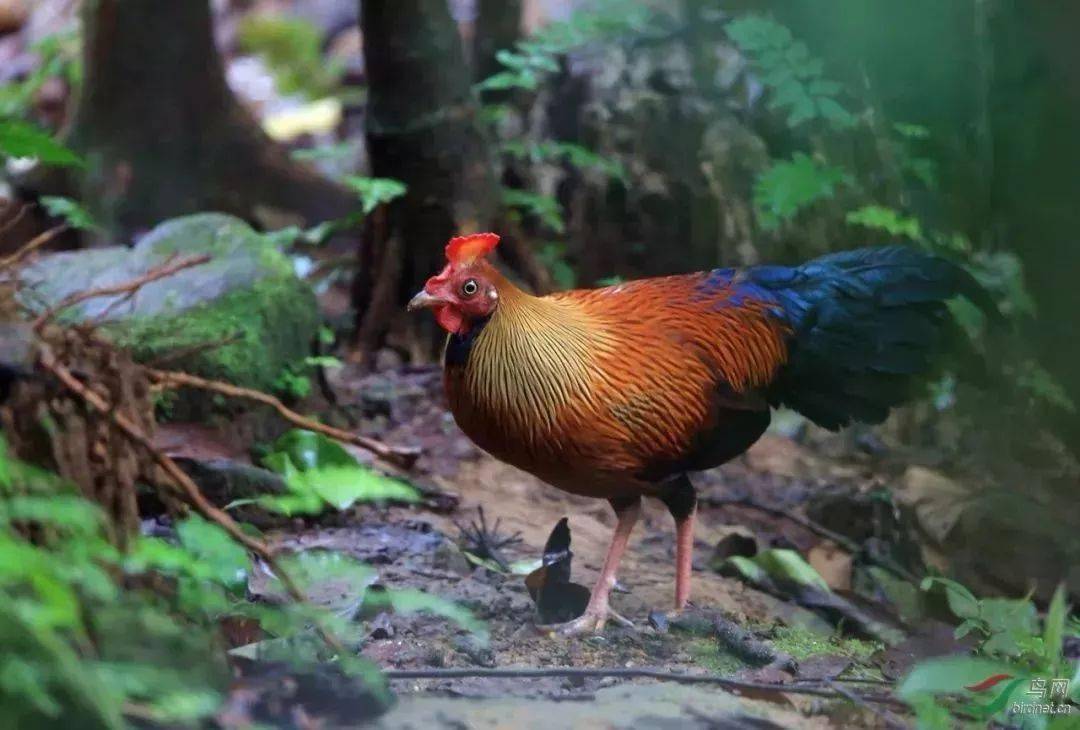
<box><xmin>795</xmin><ymin>654</ymin><xmax>852</xmax><ymax>681</ymax></box>
<box><xmin>874</xmin><ymin>622</ymin><xmax>974</xmax><ymax>680</ymax></box>
<box><xmin>895</xmin><ymin>466</ymin><xmax>971</xmax><ymax>544</ymax></box>
<box><xmin>807</xmin><ymin>541</ymin><xmax>852</xmax><ymax>591</ymax></box>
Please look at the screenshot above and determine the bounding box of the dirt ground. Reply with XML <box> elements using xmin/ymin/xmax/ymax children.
<box><xmin>251</xmin><ymin>363</ymin><xmax>915</xmax><ymax>728</ymax></box>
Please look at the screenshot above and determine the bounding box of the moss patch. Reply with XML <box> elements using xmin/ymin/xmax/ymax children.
<box><xmin>111</xmin><ymin>275</ymin><xmax>318</xmax><ymax>392</ymax></box>
<box><xmin>769</xmin><ymin>625</ymin><xmax>880</xmax><ymax>661</ymax></box>
<box><xmin>684</xmin><ymin>638</ymin><xmax>750</xmax><ymax>674</ymax></box>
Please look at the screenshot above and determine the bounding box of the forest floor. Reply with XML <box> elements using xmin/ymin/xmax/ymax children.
<box><xmin>175</xmin><ymin>362</ymin><xmax>937</xmax><ymax>729</ymax></box>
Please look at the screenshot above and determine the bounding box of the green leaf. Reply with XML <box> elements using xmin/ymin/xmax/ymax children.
<box><xmin>921</xmin><ymin>577</ymin><xmax>981</xmax><ymax>620</ymax></box>
<box><xmin>718</xmin><ymin>555</ymin><xmax>768</xmax><ymax>584</ymax></box>
<box><xmin>260</xmin><ymin>430</ymin><xmax>419</xmax><ymax>514</ymax></box>
<box><xmin>501</xmin><ymin>188</ymin><xmax>566</xmax><ymax>233</ymax></box>
<box><xmin>268</xmin><ymin>429</ymin><xmax>356</xmax><ymax>471</ymax></box>
<box><xmin>175</xmin><ymin>515</ymin><xmax>250</xmax><ymax>588</ymax></box>
<box><xmin>728</xmin><ymin>14</ymin><xmax>849</xmax><ymax>130</ymax></box>
<box><xmin>754</xmin><ymin>549</ymin><xmax>831</xmax><ymax>592</ymax></box>
<box><xmin>719</xmin><ymin>549</ymin><xmax>830</xmax><ymax>592</ymax></box>
<box><xmin>898</xmin><ymin>655</ymin><xmax>1019</xmax><ymax>700</ymax></box>
<box><xmin>343</xmin><ymin>176</ymin><xmax>407</xmax><ymax>216</ymax></box>
<box><xmin>39</xmin><ymin>196</ymin><xmax>98</xmax><ymax>231</ymax></box>
<box><xmin>463</xmin><ymin>551</ymin><xmax>506</xmax><ymax>574</ymax></box>
<box><xmin>816</xmin><ymin>96</ymin><xmax>856</xmax><ymax>128</ymax></box>
<box><xmin>237</xmin><ymin>15</ymin><xmax>342</xmax><ymax>98</ymax></box>
<box><xmin>0</xmin><ymin>494</ymin><xmax>104</xmax><ymax>535</ymax></box>
<box><xmin>1043</xmin><ymin>584</ymin><xmax>1068</xmax><ymax>674</ymax></box>
<box><xmin>846</xmin><ymin>205</ymin><xmax>923</xmax><ymax>240</ymax></box>
<box><xmin>302</xmin><ymin>465</ymin><xmax>420</xmax><ymax>510</ymax></box>
<box><xmin>907</xmin><ymin>694</ymin><xmax>954</xmax><ymax>730</ymax></box>
<box><xmin>753</xmin><ymin>153</ymin><xmax>849</xmax><ymax>229</ymax></box>
<box><xmin>0</xmin><ymin>120</ymin><xmax>82</xmax><ymax>167</ymax></box>
<box><xmin>980</xmin><ymin>598</ymin><xmax>1037</xmax><ymax>642</ymax></box>
<box><xmin>868</xmin><ymin>566</ymin><xmax>924</xmax><ymax>624</ymax></box>
<box><xmin>894</xmin><ymin>122</ymin><xmax>931</xmax><ymax>140</ymax></box>
<box><xmin>1013</xmin><ymin>360</ymin><xmax>1076</xmax><ymax>413</ymax></box>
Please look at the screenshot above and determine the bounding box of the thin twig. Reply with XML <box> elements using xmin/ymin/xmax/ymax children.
<box><xmin>702</xmin><ymin>495</ymin><xmax>920</xmax><ymax>584</ymax></box>
<box><xmin>0</xmin><ymin>223</ymin><xmax>68</xmax><ymax>272</ymax></box>
<box><xmin>826</xmin><ymin>679</ymin><xmax>909</xmax><ymax>729</ymax></box>
<box><xmin>0</xmin><ymin>200</ymin><xmax>31</xmax><ymax>238</ymax></box>
<box><xmin>147</xmin><ymin>368</ymin><xmax>420</xmax><ymax>469</ymax></box>
<box><xmin>37</xmin><ymin>345</ymin><xmax>345</xmax><ymax>655</ymax></box>
<box><xmin>33</xmin><ymin>253</ymin><xmax>211</xmax><ymax>330</ymax></box>
<box><xmin>381</xmin><ymin>667</ymin><xmax>905</xmax><ymax>707</ymax></box>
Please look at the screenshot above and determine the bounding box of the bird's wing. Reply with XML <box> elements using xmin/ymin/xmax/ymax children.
<box><xmin>550</xmin><ymin>271</ymin><xmax>792</xmax><ymax>480</ymax></box>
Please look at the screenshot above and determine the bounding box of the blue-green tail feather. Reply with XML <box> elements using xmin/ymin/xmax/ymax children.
<box><xmin>745</xmin><ymin>246</ymin><xmax>997</xmax><ymax>430</ymax></box>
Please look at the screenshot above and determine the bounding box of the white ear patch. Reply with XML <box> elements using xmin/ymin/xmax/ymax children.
<box><xmin>489</xmin><ymin>290</ymin><xmax>498</xmax><ymax>301</ymax></box>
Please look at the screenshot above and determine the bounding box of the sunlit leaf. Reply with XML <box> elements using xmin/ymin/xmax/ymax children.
<box><xmin>0</xmin><ymin>120</ymin><xmax>82</xmax><ymax>167</ymax></box>
<box><xmin>846</xmin><ymin>205</ymin><xmax>923</xmax><ymax>241</ymax></box>
<box><xmin>259</xmin><ymin>430</ymin><xmax>419</xmax><ymax>514</ymax></box>
<box><xmin>176</xmin><ymin>515</ymin><xmax>250</xmax><ymax>588</ymax></box>
<box><xmin>344</xmin><ymin>176</ymin><xmax>407</xmax><ymax>216</ymax></box>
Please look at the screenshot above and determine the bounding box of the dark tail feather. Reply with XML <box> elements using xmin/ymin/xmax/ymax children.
<box><xmin>757</xmin><ymin>245</ymin><xmax>999</xmax><ymax>430</ymax></box>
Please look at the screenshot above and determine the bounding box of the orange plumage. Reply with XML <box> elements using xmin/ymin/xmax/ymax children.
<box><xmin>408</xmin><ymin>233</ymin><xmax>994</xmax><ymax>632</ymax></box>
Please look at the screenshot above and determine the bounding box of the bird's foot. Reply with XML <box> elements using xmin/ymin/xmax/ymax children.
<box><xmin>537</xmin><ymin>605</ymin><xmax>634</xmax><ymax>636</ymax></box>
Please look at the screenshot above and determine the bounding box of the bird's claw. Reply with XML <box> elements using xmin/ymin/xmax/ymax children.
<box><xmin>537</xmin><ymin>606</ymin><xmax>634</xmax><ymax>636</ymax></box>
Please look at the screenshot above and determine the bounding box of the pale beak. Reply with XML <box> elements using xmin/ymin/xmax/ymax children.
<box><xmin>407</xmin><ymin>290</ymin><xmax>442</xmax><ymax>312</ymax></box>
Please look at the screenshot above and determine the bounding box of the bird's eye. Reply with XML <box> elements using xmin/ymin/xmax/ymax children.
<box><xmin>461</xmin><ymin>279</ymin><xmax>478</xmax><ymax>296</ymax></box>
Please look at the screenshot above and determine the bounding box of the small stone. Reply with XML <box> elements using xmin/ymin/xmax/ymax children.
<box><xmin>431</xmin><ymin>541</ymin><xmax>472</xmax><ymax>575</ymax></box>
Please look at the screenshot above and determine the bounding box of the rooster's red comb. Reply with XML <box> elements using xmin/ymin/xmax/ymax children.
<box><xmin>445</xmin><ymin>233</ymin><xmax>500</xmax><ymax>267</ymax></box>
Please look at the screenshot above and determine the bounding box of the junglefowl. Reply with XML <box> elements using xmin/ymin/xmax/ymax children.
<box><xmin>408</xmin><ymin>233</ymin><xmax>993</xmax><ymax>634</ymax></box>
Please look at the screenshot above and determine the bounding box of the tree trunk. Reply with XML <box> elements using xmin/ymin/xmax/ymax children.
<box><xmin>354</xmin><ymin>0</ymin><xmax>499</xmax><ymax>357</ymax></box>
<box><xmin>63</xmin><ymin>0</ymin><xmax>353</xmax><ymax>241</ymax></box>
<box><xmin>474</xmin><ymin>0</ymin><xmax>523</xmax><ymax>82</ymax></box>
<box><xmin>988</xmin><ymin>0</ymin><xmax>1080</xmax><ymax>456</ymax></box>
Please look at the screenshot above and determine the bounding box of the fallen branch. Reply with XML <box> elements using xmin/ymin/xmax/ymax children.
<box><xmin>33</xmin><ymin>253</ymin><xmax>211</xmax><ymax>331</ymax></box>
<box><xmin>381</xmin><ymin>666</ymin><xmax>906</xmax><ymax>707</ymax></box>
<box><xmin>37</xmin><ymin>345</ymin><xmax>345</xmax><ymax>655</ymax></box>
<box><xmin>702</xmin><ymin>495</ymin><xmax>920</xmax><ymax>584</ymax></box>
<box><xmin>147</xmin><ymin>368</ymin><xmax>420</xmax><ymax>469</ymax></box>
<box><xmin>0</xmin><ymin>223</ymin><xmax>68</xmax><ymax>272</ymax></box>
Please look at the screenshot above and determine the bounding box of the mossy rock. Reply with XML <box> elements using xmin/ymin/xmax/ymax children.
<box><xmin>21</xmin><ymin>213</ymin><xmax>318</xmax><ymax>394</ymax></box>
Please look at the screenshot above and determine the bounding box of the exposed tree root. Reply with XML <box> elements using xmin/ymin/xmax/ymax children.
<box><xmin>146</xmin><ymin>368</ymin><xmax>420</xmax><ymax>469</ymax></box>
<box><xmin>0</xmin><ymin>223</ymin><xmax>68</xmax><ymax>272</ymax></box>
<box><xmin>37</xmin><ymin>343</ymin><xmax>345</xmax><ymax>655</ymax></box>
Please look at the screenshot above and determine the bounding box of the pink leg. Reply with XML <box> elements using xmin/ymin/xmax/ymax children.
<box><xmin>548</xmin><ymin>497</ymin><xmax>640</xmax><ymax>634</ymax></box>
<box><xmin>673</xmin><ymin>505</ymin><xmax>696</xmax><ymax>610</ymax></box>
